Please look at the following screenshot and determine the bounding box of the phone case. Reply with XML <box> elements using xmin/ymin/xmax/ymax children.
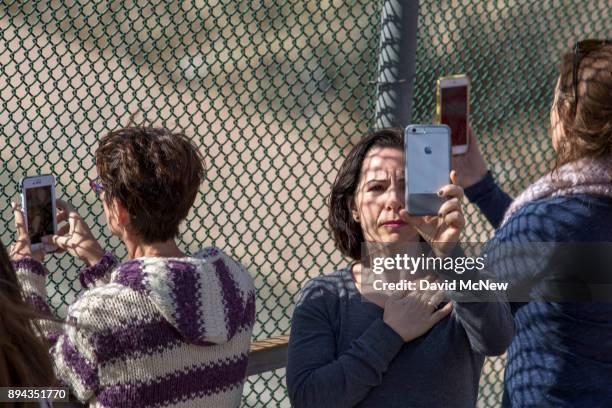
<box><xmin>436</xmin><ymin>74</ymin><xmax>470</xmax><ymax>155</ymax></box>
<box><xmin>20</xmin><ymin>174</ymin><xmax>58</xmax><ymax>251</ymax></box>
<box><xmin>435</xmin><ymin>74</ymin><xmax>470</xmax><ymax>123</ymax></box>
<box><xmin>404</xmin><ymin>125</ymin><xmax>451</xmax><ymax>216</ymax></box>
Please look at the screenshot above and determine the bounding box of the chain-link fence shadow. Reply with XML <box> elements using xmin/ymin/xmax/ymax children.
<box><xmin>1</xmin><ymin>1</ymin><xmax>609</xmax><ymax>406</ymax></box>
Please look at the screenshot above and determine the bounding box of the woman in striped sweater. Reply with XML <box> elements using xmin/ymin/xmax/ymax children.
<box><xmin>11</xmin><ymin>126</ymin><xmax>256</xmax><ymax>407</ymax></box>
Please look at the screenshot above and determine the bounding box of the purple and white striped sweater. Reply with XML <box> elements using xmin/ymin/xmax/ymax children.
<box><xmin>13</xmin><ymin>247</ymin><xmax>256</xmax><ymax>408</ymax></box>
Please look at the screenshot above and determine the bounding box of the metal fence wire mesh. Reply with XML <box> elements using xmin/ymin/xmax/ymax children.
<box><xmin>1</xmin><ymin>0</ymin><xmax>610</xmax><ymax>406</ymax></box>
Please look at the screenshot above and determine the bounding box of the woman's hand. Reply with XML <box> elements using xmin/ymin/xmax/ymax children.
<box><xmin>451</xmin><ymin>127</ymin><xmax>488</xmax><ymax>188</ymax></box>
<box><xmin>401</xmin><ymin>171</ymin><xmax>465</xmax><ymax>256</ymax></box>
<box><xmin>383</xmin><ymin>283</ymin><xmax>453</xmax><ymax>342</ymax></box>
<box><xmin>42</xmin><ymin>199</ymin><xmax>105</xmax><ymax>266</ymax></box>
<box><xmin>10</xmin><ymin>202</ymin><xmax>46</xmax><ymax>262</ymax></box>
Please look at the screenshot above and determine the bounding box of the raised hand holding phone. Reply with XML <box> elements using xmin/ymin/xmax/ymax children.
<box><xmin>20</xmin><ymin>174</ymin><xmax>58</xmax><ymax>253</ymax></box>
<box><xmin>451</xmin><ymin>127</ymin><xmax>488</xmax><ymax>188</ymax></box>
<box><xmin>404</xmin><ymin>124</ymin><xmax>465</xmax><ymax>255</ymax></box>
<box><xmin>401</xmin><ymin>170</ymin><xmax>465</xmax><ymax>257</ymax></box>
<box><xmin>10</xmin><ymin>201</ymin><xmax>46</xmax><ymax>262</ymax></box>
<box><xmin>42</xmin><ymin>199</ymin><xmax>105</xmax><ymax>266</ymax></box>
<box><xmin>405</xmin><ymin>124</ymin><xmax>451</xmax><ymax>215</ymax></box>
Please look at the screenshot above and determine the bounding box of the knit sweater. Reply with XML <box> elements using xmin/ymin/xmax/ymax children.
<box><xmin>14</xmin><ymin>247</ymin><xmax>256</xmax><ymax>408</ymax></box>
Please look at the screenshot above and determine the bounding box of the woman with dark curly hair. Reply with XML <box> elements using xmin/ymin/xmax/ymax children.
<box><xmin>11</xmin><ymin>126</ymin><xmax>256</xmax><ymax>407</ymax></box>
<box><xmin>286</xmin><ymin>128</ymin><xmax>514</xmax><ymax>407</ymax></box>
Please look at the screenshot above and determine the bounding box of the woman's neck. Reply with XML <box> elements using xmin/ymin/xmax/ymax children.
<box><xmin>125</xmin><ymin>239</ymin><xmax>185</xmax><ymax>259</ymax></box>
<box><xmin>351</xmin><ymin>262</ymin><xmax>388</xmax><ymax>308</ymax></box>
<box><xmin>351</xmin><ymin>242</ymin><xmax>427</xmax><ymax>306</ymax></box>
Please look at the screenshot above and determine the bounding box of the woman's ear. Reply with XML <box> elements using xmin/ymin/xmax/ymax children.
<box><xmin>112</xmin><ymin>198</ymin><xmax>130</xmax><ymax>228</ymax></box>
<box><xmin>350</xmin><ymin>201</ymin><xmax>360</xmax><ymax>223</ymax></box>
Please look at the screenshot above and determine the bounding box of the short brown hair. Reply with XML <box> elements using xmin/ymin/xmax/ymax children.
<box><xmin>555</xmin><ymin>43</ymin><xmax>612</xmax><ymax>167</ymax></box>
<box><xmin>96</xmin><ymin>126</ymin><xmax>205</xmax><ymax>243</ymax></box>
<box><xmin>328</xmin><ymin>128</ymin><xmax>404</xmax><ymax>260</ymax></box>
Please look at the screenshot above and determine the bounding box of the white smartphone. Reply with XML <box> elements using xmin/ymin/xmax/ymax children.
<box><xmin>20</xmin><ymin>174</ymin><xmax>58</xmax><ymax>252</ymax></box>
<box><xmin>436</xmin><ymin>75</ymin><xmax>470</xmax><ymax>155</ymax></box>
<box><xmin>405</xmin><ymin>125</ymin><xmax>451</xmax><ymax>216</ymax></box>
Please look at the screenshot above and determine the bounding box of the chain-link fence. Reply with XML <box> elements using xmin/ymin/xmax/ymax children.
<box><xmin>1</xmin><ymin>0</ymin><xmax>610</xmax><ymax>406</ymax></box>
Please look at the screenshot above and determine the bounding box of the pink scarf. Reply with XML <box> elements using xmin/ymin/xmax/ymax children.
<box><xmin>500</xmin><ymin>156</ymin><xmax>612</xmax><ymax>227</ymax></box>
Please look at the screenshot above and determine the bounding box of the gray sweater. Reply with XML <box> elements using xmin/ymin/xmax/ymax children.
<box><xmin>286</xmin><ymin>266</ymin><xmax>513</xmax><ymax>408</ymax></box>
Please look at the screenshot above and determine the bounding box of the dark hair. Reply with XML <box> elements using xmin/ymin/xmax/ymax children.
<box><xmin>555</xmin><ymin>43</ymin><xmax>612</xmax><ymax>167</ymax></box>
<box><xmin>96</xmin><ymin>126</ymin><xmax>205</xmax><ymax>243</ymax></box>
<box><xmin>328</xmin><ymin>128</ymin><xmax>404</xmax><ymax>260</ymax></box>
<box><xmin>0</xmin><ymin>242</ymin><xmax>56</xmax><ymax>390</ymax></box>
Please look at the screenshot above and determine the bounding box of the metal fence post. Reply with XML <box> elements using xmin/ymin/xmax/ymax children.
<box><xmin>374</xmin><ymin>0</ymin><xmax>420</xmax><ymax>129</ymax></box>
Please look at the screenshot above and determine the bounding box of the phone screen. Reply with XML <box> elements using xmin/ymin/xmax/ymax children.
<box><xmin>25</xmin><ymin>186</ymin><xmax>54</xmax><ymax>244</ymax></box>
<box><xmin>440</xmin><ymin>85</ymin><xmax>468</xmax><ymax>146</ymax></box>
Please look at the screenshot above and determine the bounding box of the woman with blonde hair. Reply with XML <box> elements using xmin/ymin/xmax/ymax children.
<box><xmin>454</xmin><ymin>40</ymin><xmax>612</xmax><ymax>407</ymax></box>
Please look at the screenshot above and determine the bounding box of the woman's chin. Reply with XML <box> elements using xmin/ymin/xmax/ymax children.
<box><xmin>380</xmin><ymin>231</ymin><xmax>420</xmax><ymax>243</ymax></box>
<box><xmin>378</xmin><ymin>225</ymin><xmax>418</xmax><ymax>241</ymax></box>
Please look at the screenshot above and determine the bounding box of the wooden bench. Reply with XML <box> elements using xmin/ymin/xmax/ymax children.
<box><xmin>246</xmin><ymin>334</ymin><xmax>290</xmax><ymax>376</ymax></box>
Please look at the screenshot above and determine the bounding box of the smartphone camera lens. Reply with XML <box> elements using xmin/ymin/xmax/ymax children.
<box><xmin>412</xmin><ymin>128</ymin><xmax>416</xmax><ymax>132</ymax></box>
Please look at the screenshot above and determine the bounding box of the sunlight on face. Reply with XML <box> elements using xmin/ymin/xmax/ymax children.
<box><xmin>352</xmin><ymin>147</ymin><xmax>419</xmax><ymax>244</ymax></box>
